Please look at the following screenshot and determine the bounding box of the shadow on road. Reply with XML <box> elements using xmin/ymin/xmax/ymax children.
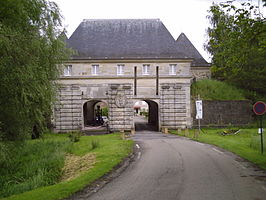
<box><xmin>134</xmin><ymin>115</ymin><xmax>157</xmax><ymax>131</ymax></box>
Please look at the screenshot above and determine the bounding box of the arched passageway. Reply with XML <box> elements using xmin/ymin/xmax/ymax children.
<box><xmin>83</xmin><ymin>100</ymin><xmax>108</xmax><ymax>127</ymax></box>
<box><xmin>133</xmin><ymin>100</ymin><xmax>159</xmax><ymax>131</ymax></box>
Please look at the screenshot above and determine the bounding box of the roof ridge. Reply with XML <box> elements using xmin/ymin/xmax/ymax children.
<box><xmin>176</xmin><ymin>33</ymin><xmax>209</xmax><ymax>65</ymax></box>
<box><xmin>82</xmin><ymin>18</ymin><xmax>161</xmax><ymax>22</ymax></box>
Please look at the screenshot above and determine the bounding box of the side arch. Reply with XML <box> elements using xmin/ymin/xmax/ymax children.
<box><xmin>83</xmin><ymin>99</ymin><xmax>108</xmax><ymax>127</ymax></box>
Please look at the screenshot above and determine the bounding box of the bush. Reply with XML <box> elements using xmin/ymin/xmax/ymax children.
<box><xmin>102</xmin><ymin>107</ymin><xmax>108</xmax><ymax>117</ymax></box>
<box><xmin>140</xmin><ymin>111</ymin><xmax>148</xmax><ymax>117</ymax></box>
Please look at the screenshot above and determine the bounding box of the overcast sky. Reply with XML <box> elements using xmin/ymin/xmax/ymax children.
<box><xmin>54</xmin><ymin>0</ymin><xmax>265</xmax><ymax>62</ymax></box>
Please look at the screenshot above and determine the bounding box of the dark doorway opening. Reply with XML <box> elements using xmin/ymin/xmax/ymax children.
<box><xmin>133</xmin><ymin>100</ymin><xmax>159</xmax><ymax>131</ymax></box>
<box><xmin>83</xmin><ymin>100</ymin><xmax>108</xmax><ymax>127</ymax></box>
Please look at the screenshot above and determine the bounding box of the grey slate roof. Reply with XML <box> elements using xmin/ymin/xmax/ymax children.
<box><xmin>176</xmin><ymin>33</ymin><xmax>209</xmax><ymax>66</ymax></box>
<box><xmin>67</xmin><ymin>19</ymin><xmax>209</xmax><ymax>65</ymax></box>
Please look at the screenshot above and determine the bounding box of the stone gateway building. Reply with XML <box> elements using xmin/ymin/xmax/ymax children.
<box><xmin>54</xmin><ymin>19</ymin><xmax>210</xmax><ymax>133</ymax></box>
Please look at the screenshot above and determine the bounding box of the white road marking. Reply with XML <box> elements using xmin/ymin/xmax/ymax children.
<box><xmin>212</xmin><ymin>148</ymin><xmax>224</xmax><ymax>154</ymax></box>
<box><xmin>137</xmin><ymin>152</ymin><xmax>141</xmax><ymax>159</ymax></box>
<box><xmin>197</xmin><ymin>143</ymin><xmax>205</xmax><ymax>146</ymax></box>
<box><xmin>136</xmin><ymin>144</ymin><xmax>140</xmax><ymax>149</ymax></box>
<box><xmin>262</xmin><ymin>186</ymin><xmax>266</xmax><ymax>191</ymax></box>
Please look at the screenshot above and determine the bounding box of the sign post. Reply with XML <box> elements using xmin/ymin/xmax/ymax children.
<box><xmin>253</xmin><ymin>101</ymin><xmax>266</xmax><ymax>154</ymax></box>
<box><xmin>196</xmin><ymin>99</ymin><xmax>203</xmax><ymax>132</ymax></box>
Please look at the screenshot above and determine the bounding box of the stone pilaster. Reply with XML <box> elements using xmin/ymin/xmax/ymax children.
<box><xmin>54</xmin><ymin>84</ymin><xmax>82</xmax><ymax>132</ymax></box>
<box><xmin>160</xmin><ymin>83</ymin><xmax>190</xmax><ymax>129</ymax></box>
<box><xmin>107</xmin><ymin>83</ymin><xmax>133</xmax><ymax>132</ymax></box>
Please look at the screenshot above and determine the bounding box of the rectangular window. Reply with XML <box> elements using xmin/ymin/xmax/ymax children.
<box><xmin>117</xmin><ymin>64</ymin><xmax>124</xmax><ymax>75</ymax></box>
<box><xmin>142</xmin><ymin>64</ymin><xmax>150</xmax><ymax>75</ymax></box>
<box><xmin>156</xmin><ymin>66</ymin><xmax>159</xmax><ymax>95</ymax></box>
<box><xmin>64</xmin><ymin>65</ymin><xmax>72</xmax><ymax>76</ymax></box>
<box><xmin>91</xmin><ymin>65</ymin><xmax>99</xmax><ymax>75</ymax></box>
<box><xmin>169</xmin><ymin>64</ymin><xmax>177</xmax><ymax>75</ymax></box>
<box><xmin>134</xmin><ymin>66</ymin><xmax>137</xmax><ymax>96</ymax></box>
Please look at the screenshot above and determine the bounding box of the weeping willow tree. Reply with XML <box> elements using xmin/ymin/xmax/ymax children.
<box><xmin>0</xmin><ymin>0</ymin><xmax>69</xmax><ymax>140</ymax></box>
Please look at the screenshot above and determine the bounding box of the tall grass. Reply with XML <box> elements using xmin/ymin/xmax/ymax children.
<box><xmin>191</xmin><ymin>79</ymin><xmax>246</xmax><ymax>100</ymax></box>
<box><xmin>0</xmin><ymin>136</ymin><xmax>72</xmax><ymax>198</ymax></box>
<box><xmin>0</xmin><ymin>133</ymin><xmax>133</xmax><ymax>200</ymax></box>
<box><xmin>250</xmin><ymin>134</ymin><xmax>266</xmax><ymax>152</ymax></box>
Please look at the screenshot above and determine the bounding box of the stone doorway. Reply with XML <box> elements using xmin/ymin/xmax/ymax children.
<box><xmin>133</xmin><ymin>100</ymin><xmax>159</xmax><ymax>131</ymax></box>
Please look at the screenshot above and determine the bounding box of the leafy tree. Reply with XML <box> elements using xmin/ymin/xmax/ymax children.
<box><xmin>205</xmin><ymin>0</ymin><xmax>266</xmax><ymax>100</ymax></box>
<box><xmin>0</xmin><ymin>0</ymin><xmax>69</xmax><ymax>140</ymax></box>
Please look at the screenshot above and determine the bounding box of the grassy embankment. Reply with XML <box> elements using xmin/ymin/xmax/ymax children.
<box><xmin>0</xmin><ymin>133</ymin><xmax>133</xmax><ymax>200</ymax></box>
<box><xmin>170</xmin><ymin>128</ymin><xmax>266</xmax><ymax>170</ymax></box>
<box><xmin>191</xmin><ymin>79</ymin><xmax>246</xmax><ymax>100</ymax></box>
<box><xmin>182</xmin><ymin>79</ymin><xmax>266</xmax><ymax>169</ymax></box>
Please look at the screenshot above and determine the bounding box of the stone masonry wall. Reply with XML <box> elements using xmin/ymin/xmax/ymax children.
<box><xmin>107</xmin><ymin>83</ymin><xmax>133</xmax><ymax>131</ymax></box>
<box><xmin>54</xmin><ymin>84</ymin><xmax>82</xmax><ymax>132</ymax></box>
<box><xmin>160</xmin><ymin>83</ymin><xmax>190</xmax><ymax>129</ymax></box>
<box><xmin>191</xmin><ymin>100</ymin><xmax>253</xmax><ymax>127</ymax></box>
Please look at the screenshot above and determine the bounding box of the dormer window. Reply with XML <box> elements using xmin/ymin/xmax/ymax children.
<box><xmin>142</xmin><ymin>64</ymin><xmax>150</xmax><ymax>75</ymax></box>
<box><xmin>169</xmin><ymin>64</ymin><xmax>177</xmax><ymax>75</ymax></box>
<box><xmin>64</xmin><ymin>65</ymin><xmax>72</xmax><ymax>76</ymax></box>
<box><xmin>92</xmin><ymin>65</ymin><xmax>99</xmax><ymax>75</ymax></box>
<box><xmin>117</xmin><ymin>64</ymin><xmax>124</xmax><ymax>75</ymax></box>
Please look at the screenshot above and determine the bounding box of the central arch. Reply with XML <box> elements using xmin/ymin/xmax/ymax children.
<box><xmin>133</xmin><ymin>100</ymin><xmax>159</xmax><ymax>131</ymax></box>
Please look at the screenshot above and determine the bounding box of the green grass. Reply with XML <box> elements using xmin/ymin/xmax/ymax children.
<box><xmin>170</xmin><ymin>128</ymin><xmax>266</xmax><ymax>170</ymax></box>
<box><xmin>191</xmin><ymin>79</ymin><xmax>246</xmax><ymax>100</ymax></box>
<box><xmin>0</xmin><ymin>136</ymin><xmax>71</xmax><ymax>198</ymax></box>
<box><xmin>0</xmin><ymin>133</ymin><xmax>133</xmax><ymax>200</ymax></box>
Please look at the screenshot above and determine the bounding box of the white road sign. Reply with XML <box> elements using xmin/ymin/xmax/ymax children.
<box><xmin>196</xmin><ymin>100</ymin><xmax>203</xmax><ymax>119</ymax></box>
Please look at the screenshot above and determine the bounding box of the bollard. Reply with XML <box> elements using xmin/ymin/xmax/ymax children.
<box><xmin>131</xmin><ymin>128</ymin><xmax>135</xmax><ymax>135</ymax></box>
<box><xmin>161</xmin><ymin>127</ymin><xmax>168</xmax><ymax>134</ymax></box>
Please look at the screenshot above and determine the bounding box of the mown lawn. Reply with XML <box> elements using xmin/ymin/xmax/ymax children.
<box><xmin>170</xmin><ymin>128</ymin><xmax>266</xmax><ymax>170</ymax></box>
<box><xmin>0</xmin><ymin>133</ymin><xmax>133</xmax><ymax>200</ymax></box>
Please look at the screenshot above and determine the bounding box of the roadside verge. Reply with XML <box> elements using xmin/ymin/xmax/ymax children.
<box><xmin>1</xmin><ymin>134</ymin><xmax>134</xmax><ymax>200</ymax></box>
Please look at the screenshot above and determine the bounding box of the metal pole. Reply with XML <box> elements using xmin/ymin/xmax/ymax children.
<box><xmin>198</xmin><ymin>118</ymin><xmax>200</xmax><ymax>133</ymax></box>
<box><xmin>198</xmin><ymin>94</ymin><xmax>201</xmax><ymax>133</ymax></box>
<box><xmin>260</xmin><ymin>115</ymin><xmax>263</xmax><ymax>154</ymax></box>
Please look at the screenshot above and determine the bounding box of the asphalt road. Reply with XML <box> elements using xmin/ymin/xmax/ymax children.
<box><xmin>88</xmin><ymin>131</ymin><xmax>266</xmax><ymax>200</ymax></box>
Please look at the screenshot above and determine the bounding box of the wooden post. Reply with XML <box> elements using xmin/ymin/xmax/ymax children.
<box><xmin>194</xmin><ymin>129</ymin><xmax>199</xmax><ymax>139</ymax></box>
<box><xmin>120</xmin><ymin>130</ymin><xmax>125</xmax><ymax>140</ymax></box>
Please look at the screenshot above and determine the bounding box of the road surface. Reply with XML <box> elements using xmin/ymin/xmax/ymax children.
<box><xmin>83</xmin><ymin>131</ymin><xmax>266</xmax><ymax>200</ymax></box>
